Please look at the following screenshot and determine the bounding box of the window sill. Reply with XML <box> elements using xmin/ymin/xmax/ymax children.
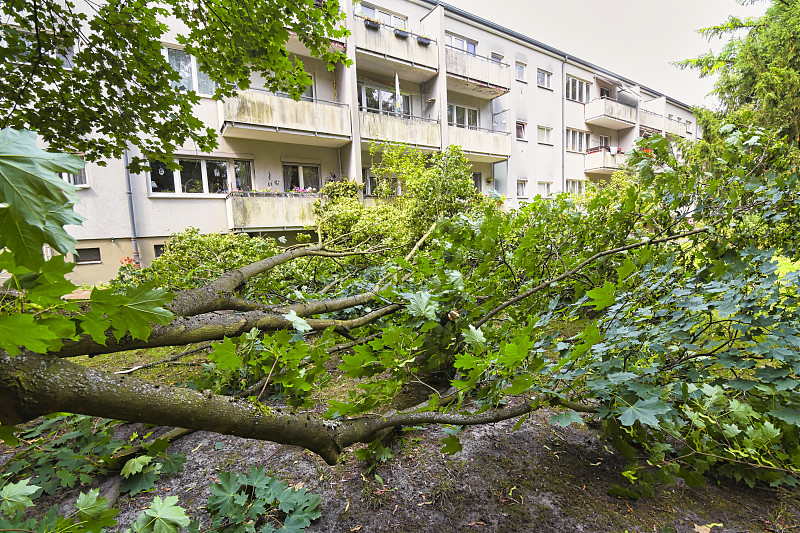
<box><xmin>73</xmin><ymin>184</ymin><xmax>90</xmax><ymax>189</ymax></box>
<box><xmin>516</xmin><ymin>138</ymin><xmax>528</xmax><ymax>142</ymax></box>
<box><xmin>75</xmin><ymin>261</ymin><xmax>102</xmax><ymax>265</ymax></box>
<box><xmin>148</xmin><ymin>192</ymin><xmax>228</xmax><ymax>199</ymax></box>
<box><xmin>516</xmin><ymin>79</ymin><xmax>527</xmax><ymax>84</ymax></box>
<box><xmin>537</xmin><ymin>85</ymin><xmax>553</xmax><ymax>91</ymax></box>
<box><xmin>538</xmin><ymin>142</ymin><xmax>553</xmax><ymax>146</ymax></box>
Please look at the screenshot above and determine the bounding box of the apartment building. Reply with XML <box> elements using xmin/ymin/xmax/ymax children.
<box><xmin>60</xmin><ymin>0</ymin><xmax>700</xmax><ymax>284</ymax></box>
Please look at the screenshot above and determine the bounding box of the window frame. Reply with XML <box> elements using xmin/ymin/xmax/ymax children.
<box><xmin>537</xmin><ymin>181</ymin><xmax>551</xmax><ymax>198</ymax></box>
<box><xmin>162</xmin><ymin>47</ymin><xmax>216</xmax><ymax>98</ymax></box>
<box><xmin>537</xmin><ymin>125</ymin><xmax>552</xmax><ymax>145</ymax></box>
<box><xmin>565</xmin><ymin>128</ymin><xmax>591</xmax><ymax>153</ymax></box>
<box><xmin>536</xmin><ymin>69</ymin><xmax>551</xmax><ymax>89</ymax></box>
<box><xmin>515</xmin><ymin>121</ymin><xmax>527</xmax><ymax>141</ymax></box>
<box><xmin>357</xmin><ymin>80</ymin><xmax>412</xmax><ymax>117</ymax></box>
<box><xmin>566</xmin><ymin>179</ymin><xmax>585</xmax><ymax>195</ymax></box>
<box><xmin>445</xmin><ymin>32</ymin><xmax>477</xmax><ymax>56</ymax></box>
<box><xmin>73</xmin><ymin>247</ymin><xmax>102</xmax><ymax>264</ymax></box>
<box><xmin>59</xmin><ymin>167</ymin><xmax>88</xmax><ymax>188</ymax></box>
<box><xmin>516</xmin><ymin>179</ymin><xmax>528</xmax><ymax>199</ymax></box>
<box><xmin>515</xmin><ymin>62</ymin><xmax>526</xmax><ymax>82</ymax></box>
<box><xmin>447</xmin><ymin>104</ymin><xmax>479</xmax><ymax>129</ymax></box>
<box><xmin>565</xmin><ymin>76</ymin><xmax>591</xmax><ymax>103</ymax></box>
<box><xmin>490</xmin><ymin>52</ymin><xmax>504</xmax><ymax>64</ymax></box>
<box><xmin>472</xmin><ymin>172</ymin><xmax>482</xmax><ymax>192</ymax></box>
<box><xmin>359</xmin><ymin>3</ymin><xmax>407</xmax><ymax>29</ymax></box>
<box><xmin>282</xmin><ymin>163</ymin><xmax>322</xmax><ymax>193</ymax></box>
<box><xmin>148</xmin><ymin>156</ymin><xmax>254</xmax><ymax>196</ymax></box>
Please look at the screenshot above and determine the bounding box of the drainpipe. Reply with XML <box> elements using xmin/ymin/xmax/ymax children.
<box><xmin>123</xmin><ymin>148</ymin><xmax>140</xmax><ymax>265</ymax></box>
<box><xmin>561</xmin><ymin>54</ymin><xmax>567</xmax><ymax>192</ymax></box>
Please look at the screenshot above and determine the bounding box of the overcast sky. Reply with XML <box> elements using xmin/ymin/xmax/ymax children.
<box><xmin>451</xmin><ymin>0</ymin><xmax>768</xmax><ymax>108</ymax></box>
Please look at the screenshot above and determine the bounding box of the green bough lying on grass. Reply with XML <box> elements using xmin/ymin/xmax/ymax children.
<box><xmin>2</xmin><ymin>123</ymin><xmax>800</xmax><ymax>506</ymax></box>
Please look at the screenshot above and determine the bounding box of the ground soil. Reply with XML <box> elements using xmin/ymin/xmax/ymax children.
<box><xmin>7</xmin><ymin>407</ymin><xmax>799</xmax><ymax>533</ymax></box>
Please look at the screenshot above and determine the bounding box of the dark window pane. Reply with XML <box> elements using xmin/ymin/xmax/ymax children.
<box><xmin>402</xmin><ymin>95</ymin><xmax>411</xmax><ymax>116</ymax></box>
<box><xmin>150</xmin><ymin>160</ymin><xmax>175</xmax><ymax>192</ymax></box>
<box><xmin>468</xmin><ymin>109</ymin><xmax>478</xmax><ymax>129</ymax></box>
<box><xmin>206</xmin><ymin>160</ymin><xmax>228</xmax><ymax>193</ymax></box>
<box><xmin>168</xmin><ymin>48</ymin><xmax>193</xmax><ymax>92</ymax></box>
<box><xmin>380</xmin><ymin>89</ymin><xmax>395</xmax><ymax>114</ymax></box>
<box><xmin>366</xmin><ymin>87</ymin><xmax>379</xmax><ymax>111</ymax></box>
<box><xmin>234</xmin><ymin>160</ymin><xmax>252</xmax><ymax>191</ymax></box>
<box><xmin>283</xmin><ymin>164</ymin><xmax>300</xmax><ymax>191</ymax></box>
<box><xmin>447</xmin><ymin>105</ymin><xmax>454</xmax><ymax>125</ymax></box>
<box><xmin>74</xmin><ymin>247</ymin><xmax>101</xmax><ymax>263</ymax></box>
<box><xmin>179</xmin><ymin>159</ymin><xmax>203</xmax><ymax>193</ymax></box>
<box><xmin>456</xmin><ymin>106</ymin><xmax>466</xmax><ymax>127</ymax></box>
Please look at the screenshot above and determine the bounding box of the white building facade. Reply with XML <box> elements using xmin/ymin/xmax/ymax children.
<box><xmin>62</xmin><ymin>0</ymin><xmax>700</xmax><ymax>284</ymax></box>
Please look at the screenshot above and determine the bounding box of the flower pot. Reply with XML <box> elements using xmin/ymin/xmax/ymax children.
<box><xmin>417</xmin><ymin>36</ymin><xmax>431</xmax><ymax>46</ymax></box>
<box><xmin>364</xmin><ymin>19</ymin><xmax>380</xmax><ymax>30</ymax></box>
<box><xmin>394</xmin><ymin>28</ymin><xmax>409</xmax><ymax>39</ymax></box>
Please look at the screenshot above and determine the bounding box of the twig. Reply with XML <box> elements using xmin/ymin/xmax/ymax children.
<box><xmin>114</xmin><ymin>344</ymin><xmax>213</xmax><ymax>374</ymax></box>
<box><xmin>255</xmin><ymin>357</ymin><xmax>280</xmax><ymax>403</ymax></box>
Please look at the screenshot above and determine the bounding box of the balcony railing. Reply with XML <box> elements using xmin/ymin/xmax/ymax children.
<box><xmin>448</xmin><ymin>125</ymin><xmax>512</xmax><ymax>162</ymax></box>
<box><xmin>445</xmin><ymin>45</ymin><xmax>511</xmax><ymax>98</ymax></box>
<box><xmin>359</xmin><ymin>109</ymin><xmax>441</xmax><ymax>148</ymax></box>
<box><xmin>584</xmin><ymin>98</ymin><xmax>636</xmax><ymax>130</ymax></box>
<box><xmin>665</xmin><ymin>118</ymin><xmax>687</xmax><ymax>137</ymax></box>
<box><xmin>225</xmin><ymin>191</ymin><xmax>317</xmax><ymax>231</ymax></box>
<box><xmin>640</xmin><ymin>109</ymin><xmax>663</xmax><ymax>131</ymax></box>
<box><xmin>220</xmin><ymin>89</ymin><xmax>351</xmax><ymax>146</ymax></box>
<box><xmin>352</xmin><ymin>15</ymin><xmax>438</xmax><ymax>74</ymax></box>
<box><xmin>585</xmin><ymin>145</ymin><xmax>625</xmax><ymax>175</ymax></box>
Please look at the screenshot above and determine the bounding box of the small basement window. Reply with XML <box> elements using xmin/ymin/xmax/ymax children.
<box><xmin>74</xmin><ymin>247</ymin><xmax>101</xmax><ymax>264</ymax></box>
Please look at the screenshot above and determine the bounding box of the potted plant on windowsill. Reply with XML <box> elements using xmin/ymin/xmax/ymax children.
<box><xmin>363</xmin><ymin>17</ymin><xmax>380</xmax><ymax>30</ymax></box>
<box><xmin>394</xmin><ymin>28</ymin><xmax>409</xmax><ymax>39</ymax></box>
<box><xmin>417</xmin><ymin>35</ymin><xmax>431</xmax><ymax>46</ymax></box>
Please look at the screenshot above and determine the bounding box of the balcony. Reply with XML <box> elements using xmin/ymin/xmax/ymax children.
<box><xmin>448</xmin><ymin>126</ymin><xmax>511</xmax><ymax>162</ymax></box>
<box><xmin>665</xmin><ymin>118</ymin><xmax>687</xmax><ymax>138</ymax></box>
<box><xmin>359</xmin><ymin>110</ymin><xmax>441</xmax><ymax>150</ymax></box>
<box><xmin>353</xmin><ymin>18</ymin><xmax>438</xmax><ymax>83</ymax></box>
<box><xmin>226</xmin><ymin>192</ymin><xmax>317</xmax><ymax>231</ymax></box>
<box><xmin>220</xmin><ymin>90</ymin><xmax>351</xmax><ymax>147</ymax></box>
<box><xmin>445</xmin><ymin>46</ymin><xmax>511</xmax><ymax>99</ymax></box>
<box><xmin>640</xmin><ymin>109</ymin><xmax>663</xmax><ymax>132</ymax></box>
<box><xmin>584</xmin><ymin>98</ymin><xmax>636</xmax><ymax>130</ymax></box>
<box><xmin>584</xmin><ymin>146</ymin><xmax>626</xmax><ymax>175</ymax></box>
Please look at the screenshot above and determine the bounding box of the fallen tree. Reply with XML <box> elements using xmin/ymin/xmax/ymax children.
<box><xmin>2</xmin><ymin>126</ymin><xmax>800</xmax><ymax>495</ymax></box>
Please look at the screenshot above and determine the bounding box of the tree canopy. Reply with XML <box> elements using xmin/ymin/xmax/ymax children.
<box><xmin>678</xmin><ymin>0</ymin><xmax>800</xmax><ymax>142</ymax></box>
<box><xmin>0</xmin><ymin>0</ymin><xmax>347</xmax><ymax>169</ymax></box>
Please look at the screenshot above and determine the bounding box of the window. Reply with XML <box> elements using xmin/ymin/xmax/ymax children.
<box><xmin>516</xmin><ymin>121</ymin><xmax>527</xmax><ymax>140</ymax></box>
<box><xmin>472</xmin><ymin>172</ymin><xmax>482</xmax><ymax>192</ymax></box>
<box><xmin>536</xmin><ymin>69</ymin><xmax>551</xmax><ymax>89</ymax></box>
<box><xmin>515</xmin><ymin>62</ymin><xmax>526</xmax><ymax>81</ymax></box>
<box><xmin>599</xmin><ymin>135</ymin><xmax>610</xmax><ymax>149</ymax></box>
<box><xmin>490</xmin><ymin>53</ymin><xmax>504</xmax><ymax>64</ymax></box>
<box><xmin>447</xmin><ymin>104</ymin><xmax>478</xmax><ymax>129</ymax></box>
<box><xmin>74</xmin><ymin>247</ymin><xmax>101</xmax><ymax>264</ymax></box>
<box><xmin>537</xmin><ymin>182</ymin><xmax>551</xmax><ymax>197</ymax></box>
<box><xmin>59</xmin><ymin>168</ymin><xmax>88</xmax><ymax>187</ymax></box>
<box><xmin>566</xmin><ymin>179</ymin><xmax>584</xmax><ymax>195</ymax></box>
<box><xmin>516</xmin><ymin>180</ymin><xmax>527</xmax><ymax>198</ymax></box>
<box><xmin>537</xmin><ymin>126</ymin><xmax>552</xmax><ymax>145</ymax></box>
<box><xmin>3</xmin><ymin>29</ymin><xmax>75</xmax><ymax>67</ymax></box>
<box><xmin>149</xmin><ymin>157</ymin><xmax>252</xmax><ymax>194</ymax></box>
<box><xmin>357</xmin><ymin>81</ymin><xmax>411</xmax><ymax>117</ymax></box>
<box><xmin>283</xmin><ymin>164</ymin><xmax>320</xmax><ymax>192</ymax></box>
<box><xmin>164</xmin><ymin>48</ymin><xmax>216</xmax><ymax>96</ymax></box>
<box><xmin>565</xmin><ymin>76</ymin><xmax>590</xmax><ymax>103</ymax></box>
<box><xmin>154</xmin><ymin>244</ymin><xmax>166</xmax><ymax>258</ymax></box>
<box><xmin>359</xmin><ymin>3</ymin><xmax>407</xmax><ymax>28</ymax></box>
<box><xmin>600</xmin><ymin>87</ymin><xmax>611</xmax><ymax>99</ymax></box>
<box><xmin>445</xmin><ymin>33</ymin><xmax>476</xmax><ymax>56</ymax></box>
<box><xmin>566</xmin><ymin>128</ymin><xmax>591</xmax><ymax>152</ymax></box>
<box><xmin>686</xmin><ymin>120</ymin><xmax>693</xmax><ymax>133</ymax></box>
<box><xmin>363</xmin><ymin>168</ymin><xmax>378</xmax><ymax>196</ymax></box>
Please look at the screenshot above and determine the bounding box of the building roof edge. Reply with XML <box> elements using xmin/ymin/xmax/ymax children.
<box><xmin>419</xmin><ymin>0</ymin><xmax>695</xmax><ymax>110</ymax></box>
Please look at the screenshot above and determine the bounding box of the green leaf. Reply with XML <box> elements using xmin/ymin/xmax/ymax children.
<box><xmin>586</xmin><ymin>281</ymin><xmax>617</xmax><ymax>311</ymax></box>
<box><xmin>160</xmin><ymin>453</ymin><xmax>187</xmax><ymax>476</ymax></box>
<box><xmin>462</xmin><ymin>325</ymin><xmax>485</xmax><ymax>347</ymax></box>
<box><xmin>121</xmin><ymin>456</ymin><xmax>153</xmax><ymax>478</ymax></box>
<box><xmin>619</xmin><ymin>398</ymin><xmax>671</xmax><ymax>427</ymax></box>
<box><xmin>769</xmin><ymin>406</ymin><xmax>800</xmax><ymax>425</ymax></box>
<box><xmin>403</xmin><ymin>291</ymin><xmax>440</xmax><ymax>320</ymax></box>
<box><xmin>0</xmin><ymin>478</ymin><xmax>41</xmax><ymax>514</ymax></box>
<box><xmin>90</xmin><ymin>284</ymin><xmax>174</xmax><ymax>341</ymax></box>
<box><xmin>549</xmin><ymin>412</ymin><xmax>584</xmax><ymax>427</ymax></box>
<box><xmin>131</xmin><ymin>496</ymin><xmax>190</xmax><ymax>533</ymax></box>
<box><xmin>0</xmin><ymin>313</ymin><xmax>62</xmax><ymax>355</ymax></box>
<box><xmin>440</xmin><ymin>434</ymin><xmax>462</xmax><ymax>455</ymax></box>
<box><xmin>283</xmin><ymin>310</ymin><xmax>312</xmax><ymax>333</ymax></box>
<box><xmin>75</xmin><ymin>489</ymin><xmax>119</xmax><ymax>532</ymax></box>
<box><xmin>209</xmin><ymin>338</ymin><xmax>241</xmax><ymax>372</ymax></box>
<box><xmin>0</xmin><ymin>129</ymin><xmax>84</xmax><ymax>269</ymax></box>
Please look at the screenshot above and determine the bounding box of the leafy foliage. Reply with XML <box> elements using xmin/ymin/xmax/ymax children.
<box><xmin>206</xmin><ymin>467</ymin><xmax>322</xmax><ymax>533</ymax></box>
<box><xmin>0</xmin><ymin>0</ymin><xmax>348</xmax><ymax>170</ymax></box>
